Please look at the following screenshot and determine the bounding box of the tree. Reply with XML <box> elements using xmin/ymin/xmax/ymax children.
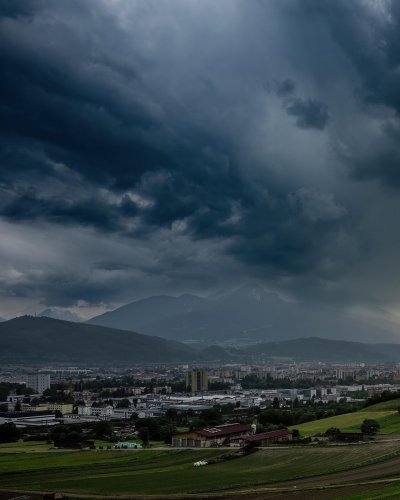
<box><xmin>0</xmin><ymin>423</ymin><xmax>21</xmax><ymax>443</ymax></box>
<box><xmin>93</xmin><ymin>421</ymin><xmax>113</xmax><ymax>439</ymax></box>
<box><xmin>116</xmin><ymin>398</ymin><xmax>130</xmax><ymax>408</ymax></box>
<box><xmin>138</xmin><ymin>427</ymin><xmax>149</xmax><ymax>447</ymax></box>
<box><xmin>291</xmin><ymin>429</ymin><xmax>300</xmax><ymax>439</ymax></box>
<box><xmin>325</xmin><ymin>427</ymin><xmax>341</xmax><ymax>435</ymax></box>
<box><xmin>198</xmin><ymin>408</ymin><xmax>222</xmax><ymax>426</ymax></box>
<box><xmin>361</xmin><ymin>419</ymin><xmax>380</xmax><ymax>435</ymax></box>
<box><xmin>165</xmin><ymin>408</ymin><xmax>178</xmax><ymax>422</ymax></box>
<box><xmin>272</xmin><ymin>397</ymin><xmax>280</xmax><ymax>409</ymax></box>
<box><xmin>130</xmin><ymin>412</ymin><xmax>139</xmax><ymax>422</ymax></box>
<box><xmin>159</xmin><ymin>424</ymin><xmax>177</xmax><ymax>444</ymax></box>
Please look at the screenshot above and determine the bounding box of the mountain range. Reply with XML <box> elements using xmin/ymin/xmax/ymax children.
<box><xmin>2</xmin><ymin>316</ymin><xmax>400</xmax><ymax>365</ymax></box>
<box><xmin>87</xmin><ymin>286</ymin><xmax>400</xmax><ymax>345</ymax></box>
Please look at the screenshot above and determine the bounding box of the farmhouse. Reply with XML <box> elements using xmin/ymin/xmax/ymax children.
<box><xmin>240</xmin><ymin>428</ymin><xmax>293</xmax><ymax>446</ymax></box>
<box><xmin>172</xmin><ymin>422</ymin><xmax>253</xmax><ymax>447</ymax></box>
<box><xmin>329</xmin><ymin>432</ymin><xmax>369</xmax><ymax>442</ymax></box>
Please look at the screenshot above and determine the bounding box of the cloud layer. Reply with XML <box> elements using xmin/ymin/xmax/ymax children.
<box><xmin>1</xmin><ymin>0</ymin><xmax>400</xmax><ymax>320</ymax></box>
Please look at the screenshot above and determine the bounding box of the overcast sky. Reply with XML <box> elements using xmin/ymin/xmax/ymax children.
<box><xmin>1</xmin><ymin>0</ymin><xmax>400</xmax><ymax>320</ymax></box>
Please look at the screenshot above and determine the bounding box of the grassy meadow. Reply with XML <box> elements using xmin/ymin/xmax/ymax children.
<box><xmin>1</xmin><ymin>442</ymin><xmax>400</xmax><ymax>496</ymax></box>
<box><xmin>0</xmin><ymin>440</ymin><xmax>53</xmax><ymax>453</ymax></box>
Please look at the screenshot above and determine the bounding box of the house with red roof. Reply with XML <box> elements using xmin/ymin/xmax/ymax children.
<box><xmin>238</xmin><ymin>428</ymin><xmax>292</xmax><ymax>446</ymax></box>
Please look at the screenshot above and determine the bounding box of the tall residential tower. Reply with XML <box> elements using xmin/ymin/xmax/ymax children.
<box><xmin>185</xmin><ymin>369</ymin><xmax>208</xmax><ymax>392</ymax></box>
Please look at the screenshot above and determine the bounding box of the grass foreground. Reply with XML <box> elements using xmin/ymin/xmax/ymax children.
<box><xmin>1</xmin><ymin>441</ymin><xmax>400</xmax><ymax>497</ymax></box>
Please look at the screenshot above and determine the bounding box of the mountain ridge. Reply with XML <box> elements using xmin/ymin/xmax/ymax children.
<box><xmin>0</xmin><ymin>315</ymin><xmax>196</xmax><ymax>365</ymax></box>
<box><xmin>2</xmin><ymin>316</ymin><xmax>400</xmax><ymax>365</ymax></box>
<box><xmin>87</xmin><ymin>287</ymin><xmax>400</xmax><ymax>344</ymax></box>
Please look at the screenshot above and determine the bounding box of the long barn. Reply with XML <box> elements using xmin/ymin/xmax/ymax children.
<box><xmin>172</xmin><ymin>423</ymin><xmax>253</xmax><ymax>447</ymax></box>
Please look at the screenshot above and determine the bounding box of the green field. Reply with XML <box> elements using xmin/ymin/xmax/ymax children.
<box><xmin>1</xmin><ymin>442</ymin><xmax>400</xmax><ymax>496</ymax></box>
<box><xmin>291</xmin><ymin>410</ymin><xmax>396</xmax><ymax>436</ymax></box>
<box><xmin>361</xmin><ymin>399</ymin><xmax>400</xmax><ymax>411</ymax></box>
<box><xmin>0</xmin><ymin>439</ymin><xmax>131</xmax><ymax>453</ymax></box>
<box><xmin>291</xmin><ymin>399</ymin><xmax>400</xmax><ymax>436</ymax></box>
<box><xmin>343</xmin><ymin>412</ymin><xmax>400</xmax><ymax>435</ymax></box>
<box><xmin>0</xmin><ymin>440</ymin><xmax>52</xmax><ymax>452</ymax></box>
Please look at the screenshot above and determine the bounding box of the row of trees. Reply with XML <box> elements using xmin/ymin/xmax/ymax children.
<box><xmin>326</xmin><ymin>419</ymin><xmax>380</xmax><ymax>436</ymax></box>
<box><xmin>364</xmin><ymin>390</ymin><xmax>400</xmax><ymax>408</ymax></box>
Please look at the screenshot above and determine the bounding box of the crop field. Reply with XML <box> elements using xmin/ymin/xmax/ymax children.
<box><xmin>1</xmin><ymin>442</ymin><xmax>400</xmax><ymax>497</ymax></box>
<box><xmin>346</xmin><ymin>483</ymin><xmax>400</xmax><ymax>499</ymax></box>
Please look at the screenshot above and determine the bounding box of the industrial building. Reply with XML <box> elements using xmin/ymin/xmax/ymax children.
<box><xmin>0</xmin><ymin>411</ymin><xmax>57</xmax><ymax>428</ymax></box>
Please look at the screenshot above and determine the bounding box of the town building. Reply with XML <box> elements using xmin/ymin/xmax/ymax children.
<box><xmin>47</xmin><ymin>403</ymin><xmax>73</xmax><ymax>415</ymax></box>
<box><xmin>19</xmin><ymin>403</ymin><xmax>73</xmax><ymax>415</ymax></box>
<box><xmin>0</xmin><ymin>411</ymin><xmax>57</xmax><ymax>428</ymax></box>
<box><xmin>26</xmin><ymin>373</ymin><xmax>51</xmax><ymax>394</ymax></box>
<box><xmin>185</xmin><ymin>369</ymin><xmax>208</xmax><ymax>392</ymax></box>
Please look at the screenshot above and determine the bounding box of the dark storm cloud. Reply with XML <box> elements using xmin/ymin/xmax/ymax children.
<box><xmin>0</xmin><ymin>4</ymin><xmax>170</xmax><ymax>191</ymax></box>
<box><xmin>275</xmin><ymin>79</ymin><xmax>296</xmax><ymax>97</ymax></box>
<box><xmin>285</xmin><ymin>98</ymin><xmax>329</xmax><ymax>130</ymax></box>
<box><xmin>2</xmin><ymin>190</ymin><xmax>124</xmax><ymax>231</ymax></box>
<box><xmin>304</xmin><ymin>0</ymin><xmax>400</xmax><ymax>185</ymax></box>
<box><xmin>0</xmin><ymin>0</ymin><xmax>43</xmax><ymax>19</ymax></box>
<box><xmin>1</xmin><ymin>0</ymin><xmax>400</xmax><ymax>312</ymax></box>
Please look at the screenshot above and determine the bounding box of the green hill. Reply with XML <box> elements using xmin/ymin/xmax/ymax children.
<box><xmin>0</xmin><ymin>316</ymin><xmax>197</xmax><ymax>365</ymax></box>
<box><xmin>292</xmin><ymin>401</ymin><xmax>400</xmax><ymax>436</ymax></box>
<box><xmin>291</xmin><ymin>410</ymin><xmax>396</xmax><ymax>436</ymax></box>
<box><xmin>362</xmin><ymin>398</ymin><xmax>400</xmax><ymax>411</ymax></box>
<box><xmin>344</xmin><ymin>412</ymin><xmax>400</xmax><ymax>435</ymax></box>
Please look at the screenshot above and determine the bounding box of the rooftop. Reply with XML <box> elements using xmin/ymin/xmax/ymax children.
<box><xmin>243</xmin><ymin>428</ymin><xmax>292</xmax><ymax>442</ymax></box>
<box><xmin>195</xmin><ymin>422</ymin><xmax>252</xmax><ymax>438</ymax></box>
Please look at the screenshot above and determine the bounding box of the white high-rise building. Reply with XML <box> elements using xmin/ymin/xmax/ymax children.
<box><xmin>26</xmin><ymin>373</ymin><xmax>51</xmax><ymax>394</ymax></box>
